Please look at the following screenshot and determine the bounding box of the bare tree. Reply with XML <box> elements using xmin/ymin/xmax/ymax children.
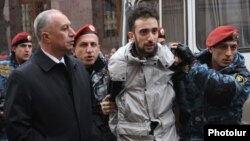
<box><xmin>0</xmin><ymin>0</ymin><xmax>9</xmax><ymax>53</ymax></box>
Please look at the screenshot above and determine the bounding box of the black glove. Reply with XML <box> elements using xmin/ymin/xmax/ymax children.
<box><xmin>108</xmin><ymin>81</ymin><xmax>123</xmax><ymax>101</ymax></box>
<box><xmin>171</xmin><ymin>43</ymin><xmax>195</xmax><ymax>65</ymax></box>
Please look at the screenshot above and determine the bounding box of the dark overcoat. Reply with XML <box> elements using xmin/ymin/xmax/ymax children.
<box><xmin>4</xmin><ymin>48</ymin><xmax>92</xmax><ymax>141</ymax></box>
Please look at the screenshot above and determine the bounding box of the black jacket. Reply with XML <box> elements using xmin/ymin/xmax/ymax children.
<box><xmin>4</xmin><ymin>48</ymin><xmax>92</xmax><ymax>141</ymax></box>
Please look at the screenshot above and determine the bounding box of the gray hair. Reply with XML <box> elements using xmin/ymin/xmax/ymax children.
<box><xmin>33</xmin><ymin>9</ymin><xmax>62</xmax><ymax>41</ymax></box>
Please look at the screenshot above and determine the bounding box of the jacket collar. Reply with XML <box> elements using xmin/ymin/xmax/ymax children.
<box><xmin>33</xmin><ymin>48</ymin><xmax>77</xmax><ymax>72</ymax></box>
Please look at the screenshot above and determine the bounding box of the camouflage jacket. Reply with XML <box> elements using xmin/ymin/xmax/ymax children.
<box><xmin>90</xmin><ymin>53</ymin><xmax>110</xmax><ymax>111</ymax></box>
<box><xmin>0</xmin><ymin>55</ymin><xmax>19</xmax><ymax>110</ymax></box>
<box><xmin>175</xmin><ymin>49</ymin><xmax>250</xmax><ymax>141</ymax></box>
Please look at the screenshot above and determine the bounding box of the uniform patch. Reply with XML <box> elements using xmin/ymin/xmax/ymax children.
<box><xmin>0</xmin><ymin>65</ymin><xmax>11</xmax><ymax>75</ymax></box>
<box><xmin>233</xmin><ymin>73</ymin><xmax>248</xmax><ymax>84</ymax></box>
<box><xmin>181</xmin><ymin>65</ymin><xmax>190</xmax><ymax>74</ymax></box>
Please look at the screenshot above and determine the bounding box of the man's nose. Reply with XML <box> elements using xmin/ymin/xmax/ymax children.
<box><xmin>69</xmin><ymin>27</ymin><xmax>76</xmax><ymax>37</ymax></box>
<box><xmin>86</xmin><ymin>45</ymin><xmax>93</xmax><ymax>52</ymax></box>
<box><xmin>148</xmin><ymin>32</ymin><xmax>155</xmax><ymax>41</ymax></box>
<box><xmin>225</xmin><ymin>46</ymin><xmax>233</xmax><ymax>56</ymax></box>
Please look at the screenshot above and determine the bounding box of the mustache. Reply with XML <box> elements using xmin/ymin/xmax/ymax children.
<box><xmin>144</xmin><ymin>41</ymin><xmax>156</xmax><ymax>46</ymax></box>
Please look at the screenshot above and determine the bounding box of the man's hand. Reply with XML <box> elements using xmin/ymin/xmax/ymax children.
<box><xmin>171</xmin><ymin>43</ymin><xmax>195</xmax><ymax>66</ymax></box>
<box><xmin>168</xmin><ymin>42</ymin><xmax>179</xmax><ymax>49</ymax></box>
<box><xmin>101</xmin><ymin>95</ymin><xmax>117</xmax><ymax>115</ymax></box>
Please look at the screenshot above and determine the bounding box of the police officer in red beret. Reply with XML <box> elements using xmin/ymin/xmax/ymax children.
<box><xmin>10</xmin><ymin>32</ymin><xmax>33</xmax><ymax>65</ymax></box>
<box><xmin>175</xmin><ymin>25</ymin><xmax>250</xmax><ymax>140</ymax></box>
<box><xmin>73</xmin><ymin>24</ymin><xmax>116</xmax><ymax>141</ymax></box>
<box><xmin>0</xmin><ymin>31</ymin><xmax>32</xmax><ymax>141</ymax></box>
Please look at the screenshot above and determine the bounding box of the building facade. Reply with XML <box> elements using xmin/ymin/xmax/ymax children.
<box><xmin>1</xmin><ymin>0</ymin><xmax>121</xmax><ymax>54</ymax></box>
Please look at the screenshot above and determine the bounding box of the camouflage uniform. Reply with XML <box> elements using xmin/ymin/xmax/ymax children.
<box><xmin>175</xmin><ymin>49</ymin><xmax>250</xmax><ymax>141</ymax></box>
<box><xmin>0</xmin><ymin>54</ymin><xmax>19</xmax><ymax>141</ymax></box>
<box><xmin>89</xmin><ymin>53</ymin><xmax>116</xmax><ymax>141</ymax></box>
<box><xmin>0</xmin><ymin>55</ymin><xmax>19</xmax><ymax>112</ymax></box>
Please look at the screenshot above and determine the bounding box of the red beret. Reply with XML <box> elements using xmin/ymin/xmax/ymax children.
<box><xmin>11</xmin><ymin>32</ymin><xmax>32</xmax><ymax>47</ymax></box>
<box><xmin>74</xmin><ymin>24</ymin><xmax>97</xmax><ymax>44</ymax></box>
<box><xmin>158</xmin><ymin>27</ymin><xmax>165</xmax><ymax>38</ymax></box>
<box><xmin>206</xmin><ymin>25</ymin><xmax>239</xmax><ymax>47</ymax></box>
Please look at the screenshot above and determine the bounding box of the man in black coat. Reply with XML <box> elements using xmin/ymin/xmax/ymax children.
<box><xmin>4</xmin><ymin>9</ymin><xmax>92</xmax><ymax>141</ymax></box>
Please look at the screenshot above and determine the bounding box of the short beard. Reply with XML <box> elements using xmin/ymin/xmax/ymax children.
<box><xmin>133</xmin><ymin>41</ymin><xmax>157</xmax><ymax>58</ymax></box>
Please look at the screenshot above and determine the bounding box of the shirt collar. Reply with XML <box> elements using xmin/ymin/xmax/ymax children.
<box><xmin>41</xmin><ymin>48</ymin><xmax>66</xmax><ymax>65</ymax></box>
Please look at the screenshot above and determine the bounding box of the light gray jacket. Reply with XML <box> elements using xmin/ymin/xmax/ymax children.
<box><xmin>108</xmin><ymin>42</ymin><xmax>179</xmax><ymax>141</ymax></box>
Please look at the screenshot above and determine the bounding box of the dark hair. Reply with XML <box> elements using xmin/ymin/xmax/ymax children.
<box><xmin>224</xmin><ymin>34</ymin><xmax>240</xmax><ymax>43</ymax></box>
<box><xmin>127</xmin><ymin>3</ymin><xmax>159</xmax><ymax>31</ymax></box>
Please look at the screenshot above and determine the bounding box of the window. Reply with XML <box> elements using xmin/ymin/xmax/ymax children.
<box><xmin>21</xmin><ymin>4</ymin><xmax>32</xmax><ymax>32</ymax></box>
<box><xmin>196</xmin><ymin>0</ymin><xmax>250</xmax><ymax>51</ymax></box>
<box><xmin>20</xmin><ymin>0</ymin><xmax>49</xmax><ymax>34</ymax></box>
<box><xmin>104</xmin><ymin>0</ymin><xmax>118</xmax><ymax>37</ymax></box>
<box><xmin>18</xmin><ymin>0</ymin><xmax>49</xmax><ymax>48</ymax></box>
<box><xmin>162</xmin><ymin>0</ymin><xmax>185</xmax><ymax>43</ymax></box>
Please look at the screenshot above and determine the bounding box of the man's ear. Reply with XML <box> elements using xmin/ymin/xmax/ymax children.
<box><xmin>208</xmin><ymin>46</ymin><xmax>213</xmax><ymax>53</ymax></box>
<box><xmin>41</xmin><ymin>32</ymin><xmax>50</xmax><ymax>42</ymax></box>
<box><xmin>127</xmin><ymin>32</ymin><xmax>134</xmax><ymax>42</ymax></box>
<box><xmin>11</xmin><ymin>46</ymin><xmax>16</xmax><ymax>52</ymax></box>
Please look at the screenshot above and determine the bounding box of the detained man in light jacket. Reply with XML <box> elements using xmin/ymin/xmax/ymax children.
<box><xmin>102</xmin><ymin>3</ymin><xmax>194</xmax><ymax>141</ymax></box>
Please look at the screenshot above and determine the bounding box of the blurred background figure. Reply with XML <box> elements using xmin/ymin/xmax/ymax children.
<box><xmin>109</xmin><ymin>47</ymin><xmax>117</xmax><ymax>58</ymax></box>
<box><xmin>158</xmin><ymin>27</ymin><xmax>166</xmax><ymax>46</ymax></box>
<box><xmin>104</xmin><ymin>53</ymin><xmax>110</xmax><ymax>60</ymax></box>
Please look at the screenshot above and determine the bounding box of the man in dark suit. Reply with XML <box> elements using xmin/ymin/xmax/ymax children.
<box><xmin>4</xmin><ymin>9</ymin><xmax>92</xmax><ymax>141</ymax></box>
